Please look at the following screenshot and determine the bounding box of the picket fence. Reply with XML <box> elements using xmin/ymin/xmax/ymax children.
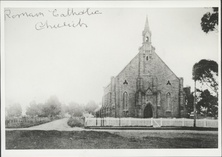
<box><xmin>85</xmin><ymin>117</ymin><xmax>218</xmax><ymax>128</ymax></box>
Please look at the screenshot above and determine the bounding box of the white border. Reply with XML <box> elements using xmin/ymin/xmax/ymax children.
<box><xmin>1</xmin><ymin>1</ymin><xmax>221</xmax><ymax>157</ymax></box>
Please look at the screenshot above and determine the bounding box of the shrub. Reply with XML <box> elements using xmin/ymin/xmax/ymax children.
<box><xmin>67</xmin><ymin>117</ymin><xmax>84</xmax><ymax>127</ymax></box>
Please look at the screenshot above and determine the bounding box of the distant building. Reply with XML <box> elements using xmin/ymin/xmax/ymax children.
<box><xmin>97</xmin><ymin>17</ymin><xmax>187</xmax><ymax>118</ymax></box>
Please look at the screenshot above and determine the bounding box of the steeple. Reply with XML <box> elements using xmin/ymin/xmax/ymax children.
<box><xmin>144</xmin><ymin>16</ymin><xmax>151</xmax><ymax>32</ymax></box>
<box><xmin>142</xmin><ymin>16</ymin><xmax>152</xmax><ymax>43</ymax></box>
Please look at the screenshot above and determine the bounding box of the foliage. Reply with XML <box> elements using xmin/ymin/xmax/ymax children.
<box><xmin>25</xmin><ymin>95</ymin><xmax>62</xmax><ymax>118</ymax></box>
<box><xmin>43</xmin><ymin>95</ymin><xmax>62</xmax><ymax>117</ymax></box>
<box><xmin>67</xmin><ymin>117</ymin><xmax>84</xmax><ymax>127</ymax></box>
<box><xmin>6</xmin><ymin>103</ymin><xmax>22</xmax><ymax>118</ymax></box>
<box><xmin>201</xmin><ymin>7</ymin><xmax>218</xmax><ymax>33</ymax></box>
<box><xmin>67</xmin><ymin>102</ymin><xmax>83</xmax><ymax>117</ymax></box>
<box><xmin>36</xmin><ymin>103</ymin><xmax>49</xmax><ymax>117</ymax></box>
<box><xmin>197</xmin><ymin>89</ymin><xmax>218</xmax><ymax>117</ymax></box>
<box><xmin>192</xmin><ymin>59</ymin><xmax>218</xmax><ymax>118</ymax></box>
<box><xmin>83</xmin><ymin>112</ymin><xmax>94</xmax><ymax>118</ymax></box>
<box><xmin>24</xmin><ymin>96</ymin><xmax>99</xmax><ymax>119</ymax></box>
<box><xmin>26</xmin><ymin>101</ymin><xmax>43</xmax><ymax>117</ymax></box>
<box><xmin>85</xmin><ymin>100</ymin><xmax>99</xmax><ymax>114</ymax></box>
<box><xmin>60</xmin><ymin>103</ymin><xmax>68</xmax><ymax>117</ymax></box>
<box><xmin>184</xmin><ymin>90</ymin><xmax>201</xmax><ymax>116</ymax></box>
<box><xmin>192</xmin><ymin>59</ymin><xmax>218</xmax><ymax>93</ymax></box>
<box><xmin>184</xmin><ymin>91</ymin><xmax>194</xmax><ymax>114</ymax></box>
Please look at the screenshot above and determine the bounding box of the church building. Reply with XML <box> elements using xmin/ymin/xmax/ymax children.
<box><xmin>97</xmin><ymin>17</ymin><xmax>187</xmax><ymax>118</ymax></box>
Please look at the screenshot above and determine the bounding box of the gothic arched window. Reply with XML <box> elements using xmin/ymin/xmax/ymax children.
<box><xmin>123</xmin><ymin>92</ymin><xmax>128</xmax><ymax>109</ymax></box>
<box><xmin>109</xmin><ymin>92</ymin><xmax>112</xmax><ymax>105</ymax></box>
<box><xmin>166</xmin><ymin>92</ymin><xmax>171</xmax><ymax>111</ymax></box>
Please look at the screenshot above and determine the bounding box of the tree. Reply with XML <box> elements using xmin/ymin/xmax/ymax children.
<box><xmin>67</xmin><ymin>102</ymin><xmax>83</xmax><ymax>117</ymax></box>
<box><xmin>44</xmin><ymin>95</ymin><xmax>62</xmax><ymax>117</ymax></box>
<box><xmin>26</xmin><ymin>101</ymin><xmax>40</xmax><ymax>117</ymax></box>
<box><xmin>184</xmin><ymin>88</ymin><xmax>201</xmax><ymax>116</ymax></box>
<box><xmin>192</xmin><ymin>59</ymin><xmax>218</xmax><ymax>118</ymax></box>
<box><xmin>85</xmin><ymin>100</ymin><xmax>99</xmax><ymax>114</ymax></box>
<box><xmin>60</xmin><ymin>103</ymin><xmax>68</xmax><ymax>117</ymax></box>
<box><xmin>40</xmin><ymin>104</ymin><xmax>51</xmax><ymax>117</ymax></box>
<box><xmin>6</xmin><ymin>103</ymin><xmax>22</xmax><ymax>118</ymax></box>
<box><xmin>184</xmin><ymin>92</ymin><xmax>194</xmax><ymax>115</ymax></box>
<box><xmin>26</xmin><ymin>101</ymin><xmax>46</xmax><ymax>117</ymax></box>
<box><xmin>201</xmin><ymin>7</ymin><xmax>218</xmax><ymax>33</ymax></box>
<box><xmin>35</xmin><ymin>103</ymin><xmax>46</xmax><ymax>117</ymax></box>
<box><xmin>197</xmin><ymin>89</ymin><xmax>218</xmax><ymax>118</ymax></box>
<box><xmin>192</xmin><ymin>59</ymin><xmax>218</xmax><ymax>94</ymax></box>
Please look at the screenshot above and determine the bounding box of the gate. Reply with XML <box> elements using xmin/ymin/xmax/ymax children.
<box><xmin>152</xmin><ymin>118</ymin><xmax>162</xmax><ymax>127</ymax></box>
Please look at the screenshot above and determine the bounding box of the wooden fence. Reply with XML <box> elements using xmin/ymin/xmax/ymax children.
<box><xmin>5</xmin><ymin>117</ymin><xmax>51</xmax><ymax>127</ymax></box>
<box><xmin>85</xmin><ymin>117</ymin><xmax>218</xmax><ymax>128</ymax></box>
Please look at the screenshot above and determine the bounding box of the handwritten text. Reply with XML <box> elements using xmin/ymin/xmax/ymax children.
<box><xmin>48</xmin><ymin>8</ymin><xmax>102</xmax><ymax>17</ymax></box>
<box><xmin>5</xmin><ymin>9</ymin><xmax>44</xmax><ymax>21</ymax></box>
<box><xmin>4</xmin><ymin>8</ymin><xmax>102</xmax><ymax>30</ymax></box>
<box><xmin>35</xmin><ymin>19</ymin><xmax>88</xmax><ymax>30</ymax></box>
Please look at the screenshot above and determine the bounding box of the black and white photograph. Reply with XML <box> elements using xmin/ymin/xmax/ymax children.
<box><xmin>1</xmin><ymin>1</ymin><xmax>221</xmax><ymax>157</ymax></box>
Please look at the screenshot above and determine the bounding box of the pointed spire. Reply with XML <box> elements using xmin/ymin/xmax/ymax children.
<box><xmin>142</xmin><ymin>15</ymin><xmax>152</xmax><ymax>43</ymax></box>
<box><xmin>144</xmin><ymin>15</ymin><xmax>150</xmax><ymax>32</ymax></box>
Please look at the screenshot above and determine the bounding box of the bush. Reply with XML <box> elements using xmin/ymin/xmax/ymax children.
<box><xmin>67</xmin><ymin>117</ymin><xmax>84</xmax><ymax>127</ymax></box>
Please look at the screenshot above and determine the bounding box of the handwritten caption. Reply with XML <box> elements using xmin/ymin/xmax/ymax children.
<box><xmin>4</xmin><ymin>8</ymin><xmax>102</xmax><ymax>30</ymax></box>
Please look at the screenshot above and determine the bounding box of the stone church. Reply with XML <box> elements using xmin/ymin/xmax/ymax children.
<box><xmin>97</xmin><ymin>17</ymin><xmax>187</xmax><ymax>118</ymax></box>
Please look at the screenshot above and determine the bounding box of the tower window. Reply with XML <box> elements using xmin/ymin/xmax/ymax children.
<box><xmin>146</xmin><ymin>56</ymin><xmax>149</xmax><ymax>61</ymax></box>
<box><xmin>146</xmin><ymin>36</ymin><xmax>149</xmax><ymax>42</ymax></box>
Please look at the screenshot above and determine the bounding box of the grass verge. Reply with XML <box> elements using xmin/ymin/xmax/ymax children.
<box><xmin>6</xmin><ymin>130</ymin><xmax>218</xmax><ymax>149</ymax></box>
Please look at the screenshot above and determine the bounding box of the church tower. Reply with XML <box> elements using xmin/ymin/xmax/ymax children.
<box><xmin>138</xmin><ymin>16</ymin><xmax>154</xmax><ymax>76</ymax></box>
<box><xmin>136</xmin><ymin>16</ymin><xmax>158</xmax><ymax>118</ymax></box>
<box><xmin>136</xmin><ymin>16</ymin><xmax>153</xmax><ymax>117</ymax></box>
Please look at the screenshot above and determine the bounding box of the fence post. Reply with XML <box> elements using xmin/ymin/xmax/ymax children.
<box><xmin>85</xmin><ymin>118</ymin><xmax>87</xmax><ymax>126</ymax></box>
<box><xmin>204</xmin><ymin>118</ymin><xmax>207</xmax><ymax>127</ymax></box>
<box><xmin>160</xmin><ymin>118</ymin><xmax>162</xmax><ymax>127</ymax></box>
<box><xmin>182</xmin><ymin>118</ymin><xmax>185</xmax><ymax>127</ymax></box>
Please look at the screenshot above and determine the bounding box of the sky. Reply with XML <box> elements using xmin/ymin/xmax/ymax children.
<box><xmin>3</xmin><ymin>7</ymin><xmax>219</xmax><ymax>114</ymax></box>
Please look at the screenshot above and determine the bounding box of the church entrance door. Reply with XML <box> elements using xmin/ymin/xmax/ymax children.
<box><xmin>144</xmin><ymin>103</ymin><xmax>153</xmax><ymax>118</ymax></box>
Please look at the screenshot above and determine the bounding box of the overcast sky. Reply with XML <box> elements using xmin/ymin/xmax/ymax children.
<box><xmin>4</xmin><ymin>7</ymin><xmax>219</xmax><ymax>113</ymax></box>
